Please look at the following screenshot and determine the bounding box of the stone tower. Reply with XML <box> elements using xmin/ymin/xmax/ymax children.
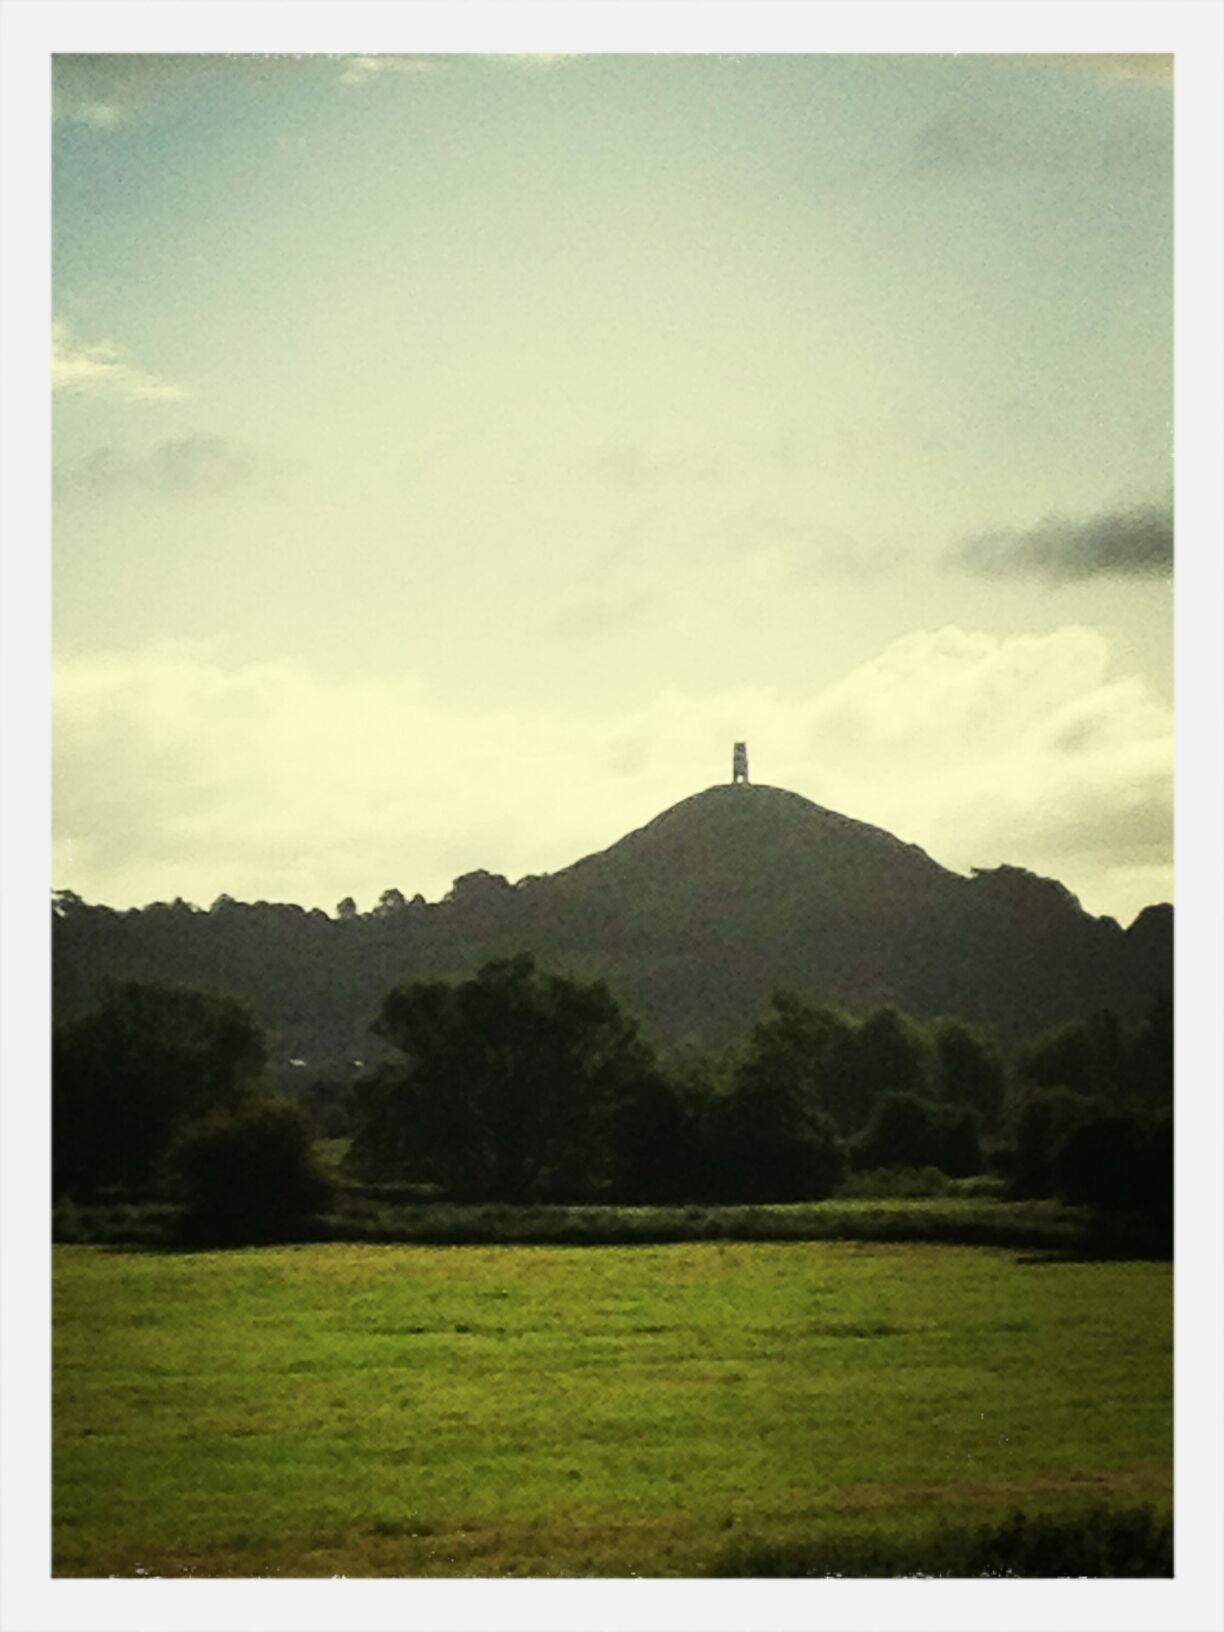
<box><xmin>732</xmin><ymin>742</ymin><xmax>749</xmax><ymax>784</ymax></box>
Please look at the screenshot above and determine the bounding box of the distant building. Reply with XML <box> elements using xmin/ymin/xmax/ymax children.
<box><xmin>732</xmin><ymin>742</ymin><xmax>749</xmax><ymax>784</ymax></box>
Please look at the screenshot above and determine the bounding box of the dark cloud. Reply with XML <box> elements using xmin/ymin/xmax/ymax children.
<box><xmin>907</xmin><ymin>98</ymin><xmax>1168</xmax><ymax>183</ymax></box>
<box><xmin>55</xmin><ymin>434</ymin><xmax>264</xmax><ymax>501</ymax></box>
<box><xmin>951</xmin><ymin>501</ymin><xmax>1172</xmax><ymax>581</ymax></box>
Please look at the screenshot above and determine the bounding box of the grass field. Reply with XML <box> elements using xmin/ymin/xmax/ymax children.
<box><xmin>52</xmin><ymin>1239</ymin><xmax>1171</xmax><ymax>1577</ymax></box>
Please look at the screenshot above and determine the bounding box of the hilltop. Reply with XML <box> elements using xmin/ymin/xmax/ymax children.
<box><xmin>53</xmin><ymin>782</ymin><xmax>1171</xmax><ymax>1066</ymax></box>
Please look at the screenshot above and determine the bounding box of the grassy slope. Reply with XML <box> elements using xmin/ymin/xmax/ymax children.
<box><xmin>53</xmin><ymin>1240</ymin><xmax>1171</xmax><ymax>1577</ymax></box>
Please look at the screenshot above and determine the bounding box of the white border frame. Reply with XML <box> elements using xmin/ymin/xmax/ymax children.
<box><xmin>3</xmin><ymin>5</ymin><xmax>1221</xmax><ymax>1630</ymax></box>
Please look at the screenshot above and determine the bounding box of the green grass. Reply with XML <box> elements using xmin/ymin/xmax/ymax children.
<box><xmin>53</xmin><ymin>1240</ymin><xmax>1171</xmax><ymax>1577</ymax></box>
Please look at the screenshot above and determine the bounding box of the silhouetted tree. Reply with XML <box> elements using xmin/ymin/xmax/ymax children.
<box><xmin>735</xmin><ymin>991</ymin><xmax>864</xmax><ymax>1131</ymax></box>
<box><xmin>933</xmin><ymin>1019</ymin><xmax>1006</xmax><ymax>1125</ymax></box>
<box><xmin>707</xmin><ymin>1016</ymin><xmax>848</xmax><ymax>1202</ymax></box>
<box><xmin>1006</xmin><ymin>1085</ymin><xmax>1093</xmax><ymax>1198</ymax></box>
<box><xmin>929</xmin><ymin>1105</ymin><xmax>983</xmax><ymax>1178</ymax></box>
<box><xmin>375</xmin><ymin>888</ymin><xmax>407</xmax><ymax>915</ymax></box>
<box><xmin>335</xmin><ymin>896</ymin><xmax>358</xmax><ymax>920</ymax></box>
<box><xmin>53</xmin><ymin>980</ymin><xmax>267</xmax><ymax>1198</ymax></box>
<box><xmin>1020</xmin><ymin>1011</ymin><xmax>1124</xmax><ymax>1099</ymax></box>
<box><xmin>610</xmin><ymin>1062</ymin><xmax>705</xmax><ymax>1203</ymax></box>
<box><xmin>853</xmin><ymin>1091</ymin><xmax>937</xmax><ymax>1171</ymax></box>
<box><xmin>1121</xmin><ymin>991</ymin><xmax>1173</xmax><ymax>1103</ymax></box>
<box><xmin>853</xmin><ymin>1008</ymin><xmax>932</xmax><ymax>1112</ymax></box>
<box><xmin>357</xmin><ymin>954</ymin><xmax>657</xmax><ymax>1201</ymax></box>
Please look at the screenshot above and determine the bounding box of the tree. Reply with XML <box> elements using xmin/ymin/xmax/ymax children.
<box><xmin>853</xmin><ymin>1092</ymin><xmax>937</xmax><ymax>1171</ymax></box>
<box><xmin>734</xmin><ymin>992</ymin><xmax>864</xmax><ymax>1132</ymax></box>
<box><xmin>375</xmin><ymin>888</ymin><xmax>407</xmax><ymax>915</ymax></box>
<box><xmin>933</xmin><ymin>1019</ymin><xmax>1006</xmax><ymax>1126</ymax></box>
<box><xmin>853</xmin><ymin>1009</ymin><xmax>932</xmax><ymax>1116</ymax></box>
<box><xmin>1055</xmin><ymin>1103</ymin><xmax>1172</xmax><ymax>1225</ymax></box>
<box><xmin>1020</xmin><ymin>1011</ymin><xmax>1123</xmax><ymax>1099</ymax></box>
<box><xmin>53</xmin><ymin>980</ymin><xmax>267</xmax><ymax>1198</ymax></box>
<box><xmin>706</xmin><ymin>1080</ymin><xmax>846</xmax><ymax>1202</ymax></box>
<box><xmin>1007</xmin><ymin>1085</ymin><xmax>1094</xmax><ymax>1198</ymax></box>
<box><xmin>705</xmin><ymin>1005</ymin><xmax>849</xmax><ymax>1202</ymax></box>
<box><xmin>610</xmin><ymin>1059</ymin><xmax>705</xmax><ymax>1203</ymax></box>
<box><xmin>167</xmin><ymin>1094</ymin><xmax>333</xmax><ymax>1242</ymax></box>
<box><xmin>1122</xmin><ymin>991</ymin><xmax>1173</xmax><ymax>1103</ymax></box>
<box><xmin>360</xmin><ymin>954</ymin><xmax>658</xmax><ymax>1201</ymax></box>
<box><xmin>928</xmin><ymin>1105</ymin><xmax>983</xmax><ymax>1178</ymax></box>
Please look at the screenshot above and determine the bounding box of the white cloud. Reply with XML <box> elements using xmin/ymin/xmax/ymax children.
<box><xmin>52</xmin><ymin>627</ymin><xmax>1171</xmax><ymax>923</ymax></box>
<box><xmin>337</xmin><ymin>56</ymin><xmax>444</xmax><ymax>87</ymax></box>
<box><xmin>52</xmin><ymin>320</ymin><xmax>187</xmax><ymax>403</ymax></box>
<box><xmin>482</xmin><ymin>55</ymin><xmax>578</xmax><ymax>71</ymax></box>
<box><xmin>60</xmin><ymin>100</ymin><xmax>129</xmax><ymax>130</ymax></box>
<box><xmin>337</xmin><ymin>54</ymin><xmax>576</xmax><ymax>86</ymax></box>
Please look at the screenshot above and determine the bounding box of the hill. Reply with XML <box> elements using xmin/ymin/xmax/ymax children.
<box><xmin>53</xmin><ymin>783</ymin><xmax>1172</xmax><ymax>1067</ymax></box>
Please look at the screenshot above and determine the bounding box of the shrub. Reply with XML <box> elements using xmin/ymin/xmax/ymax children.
<box><xmin>167</xmin><ymin>1094</ymin><xmax>333</xmax><ymax>1242</ymax></box>
<box><xmin>710</xmin><ymin>1504</ymin><xmax>1172</xmax><ymax>1578</ymax></box>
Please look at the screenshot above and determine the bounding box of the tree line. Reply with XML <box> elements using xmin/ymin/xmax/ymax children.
<box><xmin>52</xmin><ymin>956</ymin><xmax>1172</xmax><ymax>1241</ymax></box>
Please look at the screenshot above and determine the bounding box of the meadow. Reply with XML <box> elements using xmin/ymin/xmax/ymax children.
<box><xmin>53</xmin><ymin>1239</ymin><xmax>1172</xmax><ymax>1578</ymax></box>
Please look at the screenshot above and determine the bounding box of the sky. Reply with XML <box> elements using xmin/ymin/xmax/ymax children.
<box><xmin>51</xmin><ymin>51</ymin><xmax>1173</xmax><ymax>923</ymax></box>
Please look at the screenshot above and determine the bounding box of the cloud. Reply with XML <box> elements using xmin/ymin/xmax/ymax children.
<box><xmin>53</xmin><ymin>626</ymin><xmax>1170</xmax><ymax>924</ymax></box>
<box><xmin>55</xmin><ymin>434</ymin><xmax>264</xmax><ymax>502</ymax></box>
<box><xmin>481</xmin><ymin>55</ymin><xmax>578</xmax><ymax>71</ymax></box>
<box><xmin>52</xmin><ymin>320</ymin><xmax>186</xmax><ymax>403</ymax></box>
<box><xmin>544</xmin><ymin>592</ymin><xmax>652</xmax><ymax>641</ymax></box>
<box><xmin>586</xmin><ymin>444</ymin><xmax>726</xmax><ymax>490</ymax></box>
<box><xmin>57</xmin><ymin>99</ymin><xmax>130</xmax><ymax>130</ymax></box>
<box><xmin>337</xmin><ymin>53</ymin><xmax>576</xmax><ymax>87</ymax></box>
<box><xmin>951</xmin><ymin>500</ymin><xmax>1173</xmax><ymax>581</ymax></box>
<box><xmin>581</xmin><ymin>438</ymin><xmax>799</xmax><ymax>493</ymax></box>
<box><xmin>706</xmin><ymin>505</ymin><xmax>907</xmax><ymax>578</ymax></box>
<box><xmin>337</xmin><ymin>56</ymin><xmax>444</xmax><ymax>86</ymax></box>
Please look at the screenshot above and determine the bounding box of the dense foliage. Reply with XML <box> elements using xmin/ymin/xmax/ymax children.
<box><xmin>52</xmin><ymin>959</ymin><xmax>1173</xmax><ymax>1244</ymax></box>
<box><xmin>53</xmin><ymin>979</ymin><xmax>266</xmax><ymax>1197</ymax></box>
<box><xmin>167</xmin><ymin>1095</ymin><xmax>333</xmax><ymax>1241</ymax></box>
<box><xmin>352</xmin><ymin>954</ymin><xmax>658</xmax><ymax>1202</ymax></box>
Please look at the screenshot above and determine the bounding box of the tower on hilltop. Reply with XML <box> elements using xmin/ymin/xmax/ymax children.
<box><xmin>732</xmin><ymin>742</ymin><xmax>749</xmax><ymax>785</ymax></box>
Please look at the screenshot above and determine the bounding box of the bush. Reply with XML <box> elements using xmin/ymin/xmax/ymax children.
<box><xmin>838</xmin><ymin>1166</ymin><xmax>950</xmax><ymax>1199</ymax></box>
<box><xmin>167</xmin><ymin>1094</ymin><xmax>333</xmax><ymax>1242</ymax></box>
<box><xmin>710</xmin><ymin>1504</ymin><xmax>1172</xmax><ymax>1578</ymax></box>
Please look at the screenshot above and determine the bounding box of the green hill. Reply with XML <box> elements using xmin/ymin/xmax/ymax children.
<box><xmin>53</xmin><ymin>783</ymin><xmax>1171</xmax><ymax>1066</ymax></box>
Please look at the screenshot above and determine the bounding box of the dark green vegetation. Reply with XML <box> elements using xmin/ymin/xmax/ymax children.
<box><xmin>713</xmin><ymin>1503</ymin><xmax>1172</xmax><ymax>1577</ymax></box>
<box><xmin>54</xmin><ymin>981</ymin><xmax>335</xmax><ymax>1243</ymax></box>
<box><xmin>52</xmin><ymin>956</ymin><xmax>1172</xmax><ymax>1252</ymax></box>
<box><xmin>52</xmin><ymin>1241</ymin><xmax>1172</xmax><ymax>1578</ymax></box>
<box><xmin>53</xmin><ymin>783</ymin><xmax>1172</xmax><ymax>1068</ymax></box>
